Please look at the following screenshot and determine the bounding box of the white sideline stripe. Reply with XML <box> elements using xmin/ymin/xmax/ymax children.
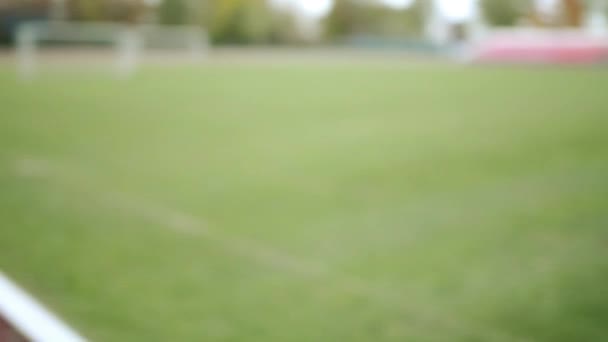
<box><xmin>12</xmin><ymin>156</ymin><xmax>518</xmax><ymax>341</ymax></box>
<box><xmin>0</xmin><ymin>272</ymin><xmax>86</xmax><ymax>342</ymax></box>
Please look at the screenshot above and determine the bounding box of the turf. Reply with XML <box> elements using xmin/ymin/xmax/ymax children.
<box><xmin>0</xmin><ymin>63</ymin><xmax>607</xmax><ymax>341</ymax></box>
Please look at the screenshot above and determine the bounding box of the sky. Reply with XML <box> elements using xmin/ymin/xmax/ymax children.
<box><xmin>272</xmin><ymin>0</ymin><xmax>564</xmax><ymax>21</ymax></box>
<box><xmin>271</xmin><ymin>0</ymin><xmax>480</xmax><ymax>22</ymax></box>
<box><xmin>271</xmin><ymin>0</ymin><xmax>415</xmax><ymax>18</ymax></box>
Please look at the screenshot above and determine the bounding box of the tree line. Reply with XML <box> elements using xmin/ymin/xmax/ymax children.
<box><xmin>0</xmin><ymin>0</ymin><xmax>583</xmax><ymax>45</ymax></box>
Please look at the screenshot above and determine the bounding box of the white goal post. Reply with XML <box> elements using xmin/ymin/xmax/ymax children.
<box><xmin>16</xmin><ymin>21</ymin><xmax>209</xmax><ymax>79</ymax></box>
<box><xmin>0</xmin><ymin>271</ymin><xmax>86</xmax><ymax>342</ymax></box>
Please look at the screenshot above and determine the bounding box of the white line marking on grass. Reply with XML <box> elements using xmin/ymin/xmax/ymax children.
<box><xmin>14</xmin><ymin>156</ymin><xmax>327</xmax><ymax>277</ymax></box>
<box><xmin>0</xmin><ymin>271</ymin><xmax>86</xmax><ymax>342</ymax></box>
<box><xmin>12</xmin><ymin>156</ymin><xmax>523</xmax><ymax>341</ymax></box>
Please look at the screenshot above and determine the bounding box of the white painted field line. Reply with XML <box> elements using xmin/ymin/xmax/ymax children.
<box><xmin>14</xmin><ymin>157</ymin><xmax>327</xmax><ymax>278</ymax></box>
<box><xmin>0</xmin><ymin>271</ymin><xmax>86</xmax><ymax>342</ymax></box>
<box><xmin>12</xmin><ymin>156</ymin><xmax>521</xmax><ymax>341</ymax></box>
<box><xmin>103</xmin><ymin>189</ymin><xmax>330</xmax><ymax>277</ymax></box>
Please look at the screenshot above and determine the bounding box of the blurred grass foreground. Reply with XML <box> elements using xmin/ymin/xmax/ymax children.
<box><xmin>1</xmin><ymin>0</ymin><xmax>608</xmax><ymax>341</ymax></box>
<box><xmin>1</xmin><ymin>62</ymin><xmax>607</xmax><ymax>340</ymax></box>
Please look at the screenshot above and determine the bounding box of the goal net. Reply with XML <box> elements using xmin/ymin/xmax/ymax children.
<box><xmin>15</xmin><ymin>21</ymin><xmax>209</xmax><ymax>79</ymax></box>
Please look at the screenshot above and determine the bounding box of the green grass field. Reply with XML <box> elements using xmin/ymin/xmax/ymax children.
<box><xmin>1</xmin><ymin>63</ymin><xmax>607</xmax><ymax>341</ymax></box>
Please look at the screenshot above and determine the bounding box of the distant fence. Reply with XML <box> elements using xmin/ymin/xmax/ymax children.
<box><xmin>340</xmin><ymin>35</ymin><xmax>448</xmax><ymax>54</ymax></box>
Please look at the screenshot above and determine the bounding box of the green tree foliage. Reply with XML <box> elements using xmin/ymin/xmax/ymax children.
<box><xmin>61</xmin><ymin>0</ymin><xmax>298</xmax><ymax>44</ymax></box>
<box><xmin>204</xmin><ymin>0</ymin><xmax>298</xmax><ymax>44</ymax></box>
<box><xmin>482</xmin><ymin>0</ymin><xmax>525</xmax><ymax>26</ymax></box>
<box><xmin>69</xmin><ymin>0</ymin><xmax>106</xmax><ymax>21</ymax></box>
<box><xmin>324</xmin><ymin>0</ymin><xmax>425</xmax><ymax>40</ymax></box>
<box><xmin>265</xmin><ymin>7</ymin><xmax>301</xmax><ymax>44</ymax></box>
<box><xmin>159</xmin><ymin>0</ymin><xmax>187</xmax><ymax>25</ymax></box>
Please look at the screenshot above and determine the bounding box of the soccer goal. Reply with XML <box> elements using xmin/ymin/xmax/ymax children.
<box><xmin>15</xmin><ymin>21</ymin><xmax>209</xmax><ymax>79</ymax></box>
